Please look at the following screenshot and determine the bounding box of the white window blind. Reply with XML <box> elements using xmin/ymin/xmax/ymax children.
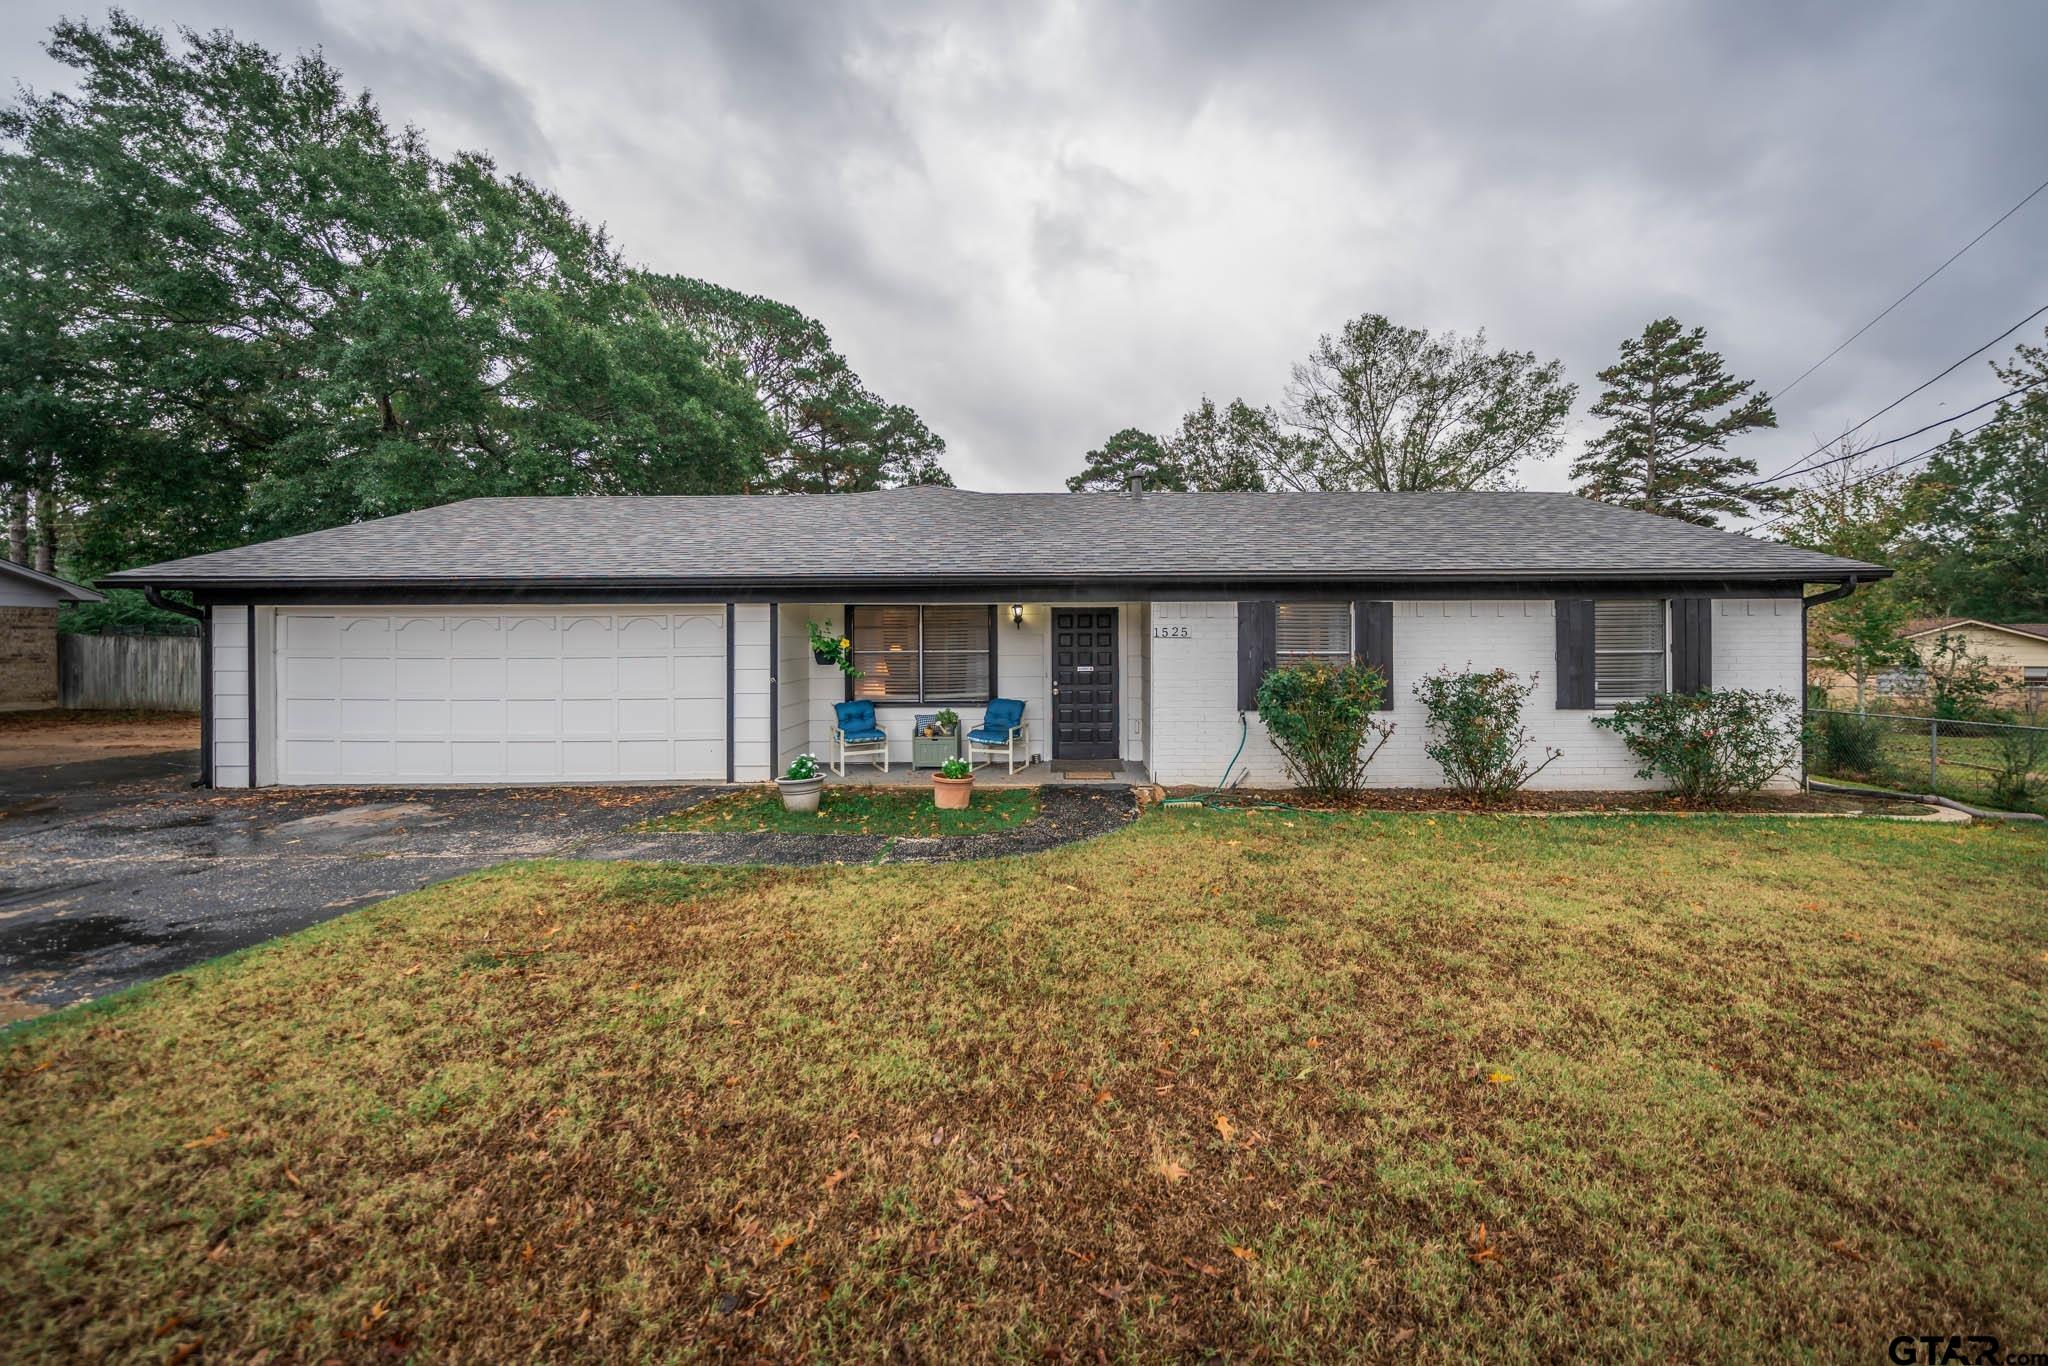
<box><xmin>852</xmin><ymin>606</ymin><xmax>920</xmax><ymax>700</ymax></box>
<box><xmin>1276</xmin><ymin>602</ymin><xmax>1351</xmax><ymax>668</ymax></box>
<box><xmin>921</xmin><ymin>606</ymin><xmax>991</xmax><ymax>702</ymax></box>
<box><xmin>850</xmin><ymin>605</ymin><xmax>992</xmax><ymax>704</ymax></box>
<box><xmin>1594</xmin><ymin>600</ymin><xmax>1666</xmax><ymax>704</ymax></box>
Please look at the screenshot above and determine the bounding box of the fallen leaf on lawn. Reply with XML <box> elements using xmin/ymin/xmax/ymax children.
<box><xmin>1304</xmin><ymin>1036</ymin><xmax>1323</xmax><ymax>1049</ymax></box>
<box><xmin>154</xmin><ymin>1314</ymin><xmax>183</xmax><ymax>1339</ymax></box>
<box><xmin>821</xmin><ymin>1168</ymin><xmax>848</xmax><ymax>1191</ymax></box>
<box><xmin>1214</xmin><ymin>1113</ymin><xmax>1237</xmax><ymax>1144</ymax></box>
<box><xmin>1469</xmin><ymin>1224</ymin><xmax>1501</xmax><ymax>1264</ymax></box>
<box><xmin>167</xmin><ymin>1340</ymin><xmax>203</xmax><ymax>1366</ymax></box>
<box><xmin>181</xmin><ymin>1126</ymin><xmax>230</xmax><ymax>1150</ymax></box>
<box><xmin>542</xmin><ymin>925</ymin><xmax>561</xmax><ymax>938</ymax></box>
<box><xmin>282</xmin><ymin>1166</ymin><xmax>302</xmax><ymax>1188</ymax></box>
<box><xmin>1228</xmin><ymin>1244</ymin><xmax>1257</xmax><ymax>1261</ymax></box>
<box><xmin>770</xmin><ymin>1235</ymin><xmax>798</xmax><ymax>1260</ymax></box>
<box><xmin>1827</xmin><ymin>1238</ymin><xmax>1866</xmax><ymax>1263</ymax></box>
<box><xmin>1158</xmin><ymin>1159</ymin><xmax>1191</xmax><ymax>1184</ymax></box>
<box><xmin>1921</xmin><ymin>1038</ymin><xmax>1947</xmax><ymax>1051</ymax></box>
<box><xmin>1487</xmin><ymin>1071</ymin><xmax>1514</xmax><ymax>1084</ymax></box>
<box><xmin>1094</xmin><ymin>1089</ymin><xmax>1112</xmax><ymax>1106</ymax></box>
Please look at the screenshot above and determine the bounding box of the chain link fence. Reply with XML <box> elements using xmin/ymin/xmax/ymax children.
<box><xmin>1807</xmin><ymin>708</ymin><xmax>2048</xmax><ymax>815</ymax></box>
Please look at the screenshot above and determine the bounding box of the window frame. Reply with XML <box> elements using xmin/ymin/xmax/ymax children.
<box><xmin>1274</xmin><ymin>601</ymin><xmax>1354</xmax><ymax>670</ymax></box>
<box><xmin>1592</xmin><ymin>599</ymin><xmax>1669</xmax><ymax>707</ymax></box>
<box><xmin>844</xmin><ymin>604</ymin><xmax>998</xmax><ymax>706</ymax></box>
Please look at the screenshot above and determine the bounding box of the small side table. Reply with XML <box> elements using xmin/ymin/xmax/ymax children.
<box><xmin>911</xmin><ymin>729</ymin><xmax>961</xmax><ymax>771</ymax></box>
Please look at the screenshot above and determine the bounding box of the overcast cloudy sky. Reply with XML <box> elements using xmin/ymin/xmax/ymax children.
<box><xmin>5</xmin><ymin>1</ymin><xmax>2045</xmax><ymax>497</ymax></box>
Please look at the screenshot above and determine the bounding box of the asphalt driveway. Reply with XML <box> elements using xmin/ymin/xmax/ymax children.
<box><xmin>0</xmin><ymin>758</ymin><xmax>717</xmax><ymax>1015</ymax></box>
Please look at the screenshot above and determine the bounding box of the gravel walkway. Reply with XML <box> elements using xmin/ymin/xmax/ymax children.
<box><xmin>579</xmin><ymin>785</ymin><xmax>1140</xmax><ymax>866</ymax></box>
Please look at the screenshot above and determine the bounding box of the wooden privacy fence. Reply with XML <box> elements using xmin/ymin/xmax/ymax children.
<box><xmin>59</xmin><ymin>633</ymin><xmax>202</xmax><ymax>712</ymax></box>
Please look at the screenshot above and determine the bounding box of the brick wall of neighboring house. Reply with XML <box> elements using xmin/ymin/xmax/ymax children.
<box><xmin>1147</xmin><ymin>597</ymin><xmax>1804</xmax><ymax>791</ymax></box>
<box><xmin>0</xmin><ymin>605</ymin><xmax>59</xmax><ymax>708</ymax></box>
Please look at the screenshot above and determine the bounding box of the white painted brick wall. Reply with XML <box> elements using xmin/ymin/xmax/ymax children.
<box><xmin>1147</xmin><ymin>598</ymin><xmax>1803</xmax><ymax>792</ymax></box>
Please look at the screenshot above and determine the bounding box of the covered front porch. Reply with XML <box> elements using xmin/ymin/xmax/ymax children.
<box><xmin>771</xmin><ymin>601</ymin><xmax>1151</xmax><ymax>782</ymax></box>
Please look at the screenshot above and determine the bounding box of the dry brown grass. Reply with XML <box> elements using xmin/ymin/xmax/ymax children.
<box><xmin>3</xmin><ymin>810</ymin><xmax>2045</xmax><ymax>1359</ymax></box>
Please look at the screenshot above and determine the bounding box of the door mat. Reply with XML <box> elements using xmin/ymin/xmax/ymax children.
<box><xmin>1051</xmin><ymin>763</ymin><xmax>1118</xmax><ymax>780</ymax></box>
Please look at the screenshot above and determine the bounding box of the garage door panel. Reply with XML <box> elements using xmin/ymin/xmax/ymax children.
<box><xmin>395</xmin><ymin>741</ymin><xmax>451</xmax><ymax>778</ymax></box>
<box><xmin>285</xmin><ymin>698</ymin><xmax>339</xmax><ymax>734</ymax></box>
<box><xmin>618</xmin><ymin>655</ymin><xmax>669</xmax><ymax>693</ymax></box>
<box><xmin>508</xmin><ymin>659</ymin><xmax>562</xmax><ymax>697</ymax></box>
<box><xmin>394</xmin><ymin>698</ymin><xmax>448</xmax><ymax>734</ymax></box>
<box><xmin>452</xmin><ymin>657</ymin><xmax>506</xmax><ymax>696</ymax></box>
<box><xmin>562</xmin><ymin>657</ymin><xmax>614</xmax><ymax>694</ymax></box>
<box><xmin>341</xmin><ymin>699</ymin><xmax>393</xmax><ymax>734</ymax></box>
<box><xmin>395</xmin><ymin>657</ymin><xmax>448</xmax><ymax>694</ymax></box>
<box><xmin>393</xmin><ymin>618</ymin><xmax>446</xmax><ymax>652</ymax></box>
<box><xmin>339</xmin><ymin>617</ymin><xmax>391</xmax><ymax>655</ymax></box>
<box><xmin>506</xmin><ymin>699</ymin><xmax>556</xmax><ymax>736</ymax></box>
<box><xmin>451</xmin><ymin>698</ymin><xmax>506</xmax><ymax>734</ymax></box>
<box><xmin>278</xmin><ymin>607</ymin><xmax>727</xmax><ymax>784</ymax></box>
<box><xmin>562</xmin><ymin>698</ymin><xmax>615</xmax><ymax>734</ymax></box>
<box><xmin>341</xmin><ymin>657</ymin><xmax>395</xmax><ymax>697</ymax></box>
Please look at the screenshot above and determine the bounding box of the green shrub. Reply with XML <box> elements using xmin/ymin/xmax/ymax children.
<box><xmin>1591</xmin><ymin>689</ymin><xmax>1802</xmax><ymax>805</ymax></box>
<box><xmin>1412</xmin><ymin>667</ymin><xmax>1560</xmax><ymax>801</ymax></box>
<box><xmin>1812</xmin><ymin>710</ymin><xmax>1887</xmax><ymax>776</ymax></box>
<box><xmin>1254</xmin><ymin>661</ymin><xmax>1393</xmax><ymax>796</ymax></box>
<box><xmin>1987</xmin><ymin>723</ymin><xmax>2048</xmax><ymax>810</ymax></box>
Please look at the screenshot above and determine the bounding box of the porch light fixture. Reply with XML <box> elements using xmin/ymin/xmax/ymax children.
<box><xmin>1010</xmin><ymin>603</ymin><xmax>1024</xmax><ymax>629</ymax></box>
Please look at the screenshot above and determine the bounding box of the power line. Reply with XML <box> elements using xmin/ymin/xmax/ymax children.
<box><xmin>1741</xmin><ymin>381</ymin><xmax>2039</xmax><ymax>490</ymax></box>
<box><xmin>1773</xmin><ymin>171</ymin><xmax>2048</xmax><ymax>402</ymax></box>
<box><xmin>1749</xmin><ymin>415</ymin><xmax>2000</xmax><ymax>535</ymax></box>
<box><xmin>1749</xmin><ymin>301</ymin><xmax>2048</xmax><ymax>486</ymax></box>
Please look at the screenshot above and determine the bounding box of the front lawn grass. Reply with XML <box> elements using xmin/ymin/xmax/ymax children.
<box><xmin>4</xmin><ymin>812</ymin><xmax>2045</xmax><ymax>1358</ymax></box>
<box><xmin>638</xmin><ymin>783</ymin><xmax>1041</xmax><ymax>836</ymax></box>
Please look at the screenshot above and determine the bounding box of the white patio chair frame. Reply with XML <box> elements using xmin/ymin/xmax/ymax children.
<box><xmin>830</xmin><ymin>723</ymin><xmax>889</xmax><ymax>777</ymax></box>
<box><xmin>966</xmin><ymin>719</ymin><xmax>1030</xmax><ymax>775</ymax></box>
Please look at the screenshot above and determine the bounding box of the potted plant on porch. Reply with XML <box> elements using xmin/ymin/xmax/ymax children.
<box><xmin>931</xmin><ymin>755</ymin><xmax>974</xmax><ymax>810</ymax></box>
<box><xmin>807</xmin><ymin>620</ymin><xmax>858</xmax><ymax>677</ymax></box>
<box><xmin>777</xmin><ymin>752</ymin><xmax>825</xmax><ymax>813</ymax></box>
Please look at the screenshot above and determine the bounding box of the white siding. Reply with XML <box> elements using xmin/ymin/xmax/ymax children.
<box><xmin>775</xmin><ymin>605</ymin><xmax>812</xmax><ymax>776</ymax></box>
<box><xmin>209</xmin><ymin>607</ymin><xmax>251</xmax><ymax>787</ymax></box>
<box><xmin>731</xmin><ymin>604</ymin><xmax>772</xmax><ymax>782</ymax></box>
<box><xmin>1146</xmin><ymin>598</ymin><xmax>1803</xmax><ymax>792</ymax></box>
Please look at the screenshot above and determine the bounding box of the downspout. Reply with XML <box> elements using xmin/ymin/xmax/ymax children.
<box><xmin>145</xmin><ymin>587</ymin><xmax>211</xmax><ymax>788</ymax></box>
<box><xmin>1799</xmin><ymin>576</ymin><xmax>1860</xmax><ymax>789</ymax></box>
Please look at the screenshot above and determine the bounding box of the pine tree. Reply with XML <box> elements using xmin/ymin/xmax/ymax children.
<box><xmin>1573</xmin><ymin>317</ymin><xmax>1778</xmax><ymax>525</ymax></box>
<box><xmin>1066</xmin><ymin>428</ymin><xmax>1185</xmax><ymax>491</ymax></box>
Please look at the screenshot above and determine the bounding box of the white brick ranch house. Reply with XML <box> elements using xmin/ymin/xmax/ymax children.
<box><xmin>100</xmin><ymin>487</ymin><xmax>1884</xmax><ymax>791</ymax></box>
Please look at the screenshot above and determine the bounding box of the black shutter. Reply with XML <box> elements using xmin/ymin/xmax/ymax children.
<box><xmin>1237</xmin><ymin>601</ymin><xmax>1276</xmax><ymax>710</ymax></box>
<box><xmin>1353</xmin><ymin>600</ymin><xmax>1395</xmax><ymax>710</ymax></box>
<box><xmin>1556</xmin><ymin>599</ymin><xmax>1595</xmax><ymax>708</ymax></box>
<box><xmin>1672</xmin><ymin>597</ymin><xmax>1713</xmax><ymax>694</ymax></box>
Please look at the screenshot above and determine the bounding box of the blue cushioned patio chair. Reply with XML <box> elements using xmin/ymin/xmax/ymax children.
<box><xmin>966</xmin><ymin>697</ymin><xmax>1029</xmax><ymax>775</ymax></box>
<box><xmin>830</xmin><ymin>699</ymin><xmax>889</xmax><ymax>776</ymax></box>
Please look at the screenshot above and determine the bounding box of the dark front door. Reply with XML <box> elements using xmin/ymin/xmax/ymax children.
<box><xmin>1052</xmin><ymin>608</ymin><xmax>1118</xmax><ymax>760</ymax></box>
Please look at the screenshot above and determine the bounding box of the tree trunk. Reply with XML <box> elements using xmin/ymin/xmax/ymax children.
<box><xmin>33</xmin><ymin>490</ymin><xmax>57</xmax><ymax>573</ymax></box>
<box><xmin>6</xmin><ymin>488</ymin><xmax>26</xmax><ymax>566</ymax></box>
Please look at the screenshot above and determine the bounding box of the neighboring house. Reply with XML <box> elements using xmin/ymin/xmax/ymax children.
<box><xmin>0</xmin><ymin>561</ymin><xmax>104</xmax><ymax>710</ymax></box>
<box><xmin>99</xmin><ymin>488</ymin><xmax>1882</xmax><ymax>790</ymax></box>
<box><xmin>1859</xmin><ymin>618</ymin><xmax>2048</xmax><ymax>709</ymax></box>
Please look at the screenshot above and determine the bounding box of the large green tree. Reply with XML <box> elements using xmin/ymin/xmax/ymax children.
<box><xmin>643</xmin><ymin>274</ymin><xmax>951</xmax><ymax>493</ymax></box>
<box><xmin>1905</xmin><ymin>331</ymin><xmax>2048</xmax><ymax>620</ymax></box>
<box><xmin>0</xmin><ymin>13</ymin><xmax>775</xmax><ymax>600</ymax></box>
<box><xmin>1572</xmin><ymin>316</ymin><xmax>1778</xmax><ymax>525</ymax></box>
<box><xmin>1066</xmin><ymin>428</ymin><xmax>1185</xmax><ymax>492</ymax></box>
<box><xmin>1283</xmin><ymin>313</ymin><xmax>1576</xmax><ymax>491</ymax></box>
<box><xmin>1773</xmin><ymin>440</ymin><xmax>1918</xmax><ymax>708</ymax></box>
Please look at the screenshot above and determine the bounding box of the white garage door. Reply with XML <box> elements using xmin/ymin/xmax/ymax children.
<box><xmin>274</xmin><ymin>607</ymin><xmax>726</xmax><ymax>784</ymax></box>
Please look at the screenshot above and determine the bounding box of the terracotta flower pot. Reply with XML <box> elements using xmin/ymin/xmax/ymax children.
<box><xmin>931</xmin><ymin>773</ymin><xmax>974</xmax><ymax>810</ymax></box>
<box><xmin>777</xmin><ymin>775</ymin><xmax>824</xmax><ymax>813</ymax></box>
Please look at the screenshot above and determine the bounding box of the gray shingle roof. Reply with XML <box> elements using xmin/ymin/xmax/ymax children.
<box><xmin>101</xmin><ymin>488</ymin><xmax>1883</xmax><ymax>588</ymax></box>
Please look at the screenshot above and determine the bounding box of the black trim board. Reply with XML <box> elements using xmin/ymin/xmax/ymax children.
<box><xmin>199</xmin><ymin>606</ymin><xmax>213</xmax><ymax>788</ymax></box>
<box><xmin>733</xmin><ymin>606</ymin><xmax>741</xmax><ymax>786</ymax></box>
<box><xmin>246</xmin><ymin>603</ymin><xmax>257</xmax><ymax>787</ymax></box>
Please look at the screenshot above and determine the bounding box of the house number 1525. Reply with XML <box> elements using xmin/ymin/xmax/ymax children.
<box><xmin>1152</xmin><ymin>625</ymin><xmax>1190</xmax><ymax>639</ymax></box>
